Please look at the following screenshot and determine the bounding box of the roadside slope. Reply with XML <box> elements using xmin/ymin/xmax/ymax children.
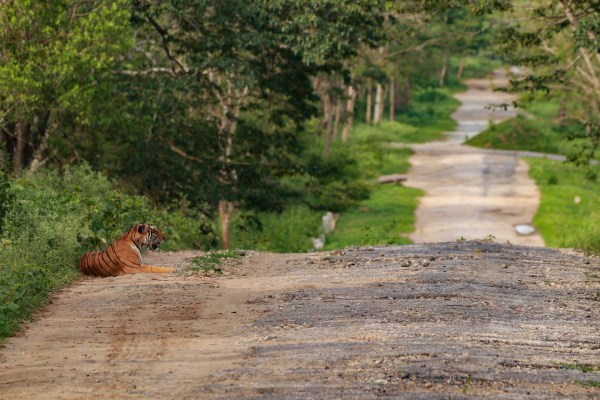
<box><xmin>1</xmin><ymin>245</ymin><xmax>599</xmax><ymax>399</ymax></box>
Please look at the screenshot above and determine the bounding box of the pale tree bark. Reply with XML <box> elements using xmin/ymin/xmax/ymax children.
<box><xmin>373</xmin><ymin>82</ymin><xmax>385</xmax><ymax>125</ymax></box>
<box><xmin>218</xmin><ymin>200</ymin><xmax>235</xmax><ymax>250</ymax></box>
<box><xmin>341</xmin><ymin>85</ymin><xmax>357</xmax><ymax>144</ymax></box>
<box><xmin>332</xmin><ymin>94</ymin><xmax>343</xmax><ymax>141</ymax></box>
<box><xmin>389</xmin><ymin>76</ymin><xmax>395</xmax><ymax>121</ymax></box>
<box><xmin>207</xmin><ymin>71</ymin><xmax>249</xmax><ymax>249</ymax></box>
<box><xmin>365</xmin><ymin>78</ymin><xmax>373</xmax><ymax>125</ymax></box>
<box><xmin>439</xmin><ymin>55</ymin><xmax>448</xmax><ymax>87</ymax></box>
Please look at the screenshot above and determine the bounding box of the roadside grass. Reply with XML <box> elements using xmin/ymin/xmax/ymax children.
<box><xmin>0</xmin><ymin>166</ymin><xmax>204</xmax><ymax>342</ymax></box>
<box><xmin>465</xmin><ymin>115</ymin><xmax>568</xmax><ymax>154</ymax></box>
<box><xmin>576</xmin><ymin>380</ymin><xmax>600</xmax><ymax>388</ymax></box>
<box><xmin>190</xmin><ymin>250</ymin><xmax>242</xmax><ymax>274</ymax></box>
<box><xmin>526</xmin><ymin>158</ymin><xmax>600</xmax><ymax>251</ymax></box>
<box><xmin>324</xmin><ymin>185</ymin><xmax>422</xmax><ymax>249</ymax></box>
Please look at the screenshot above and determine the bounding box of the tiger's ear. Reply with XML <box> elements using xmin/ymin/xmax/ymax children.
<box><xmin>137</xmin><ymin>223</ymin><xmax>146</xmax><ymax>233</ymax></box>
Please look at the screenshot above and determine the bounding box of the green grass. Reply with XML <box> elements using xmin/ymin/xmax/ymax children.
<box><xmin>560</xmin><ymin>363</ymin><xmax>600</xmax><ymax>373</ymax></box>
<box><xmin>466</xmin><ymin>115</ymin><xmax>568</xmax><ymax>154</ymax></box>
<box><xmin>324</xmin><ymin>185</ymin><xmax>423</xmax><ymax>249</ymax></box>
<box><xmin>576</xmin><ymin>380</ymin><xmax>600</xmax><ymax>388</ymax></box>
<box><xmin>191</xmin><ymin>250</ymin><xmax>241</xmax><ymax>274</ymax></box>
<box><xmin>527</xmin><ymin>158</ymin><xmax>600</xmax><ymax>251</ymax></box>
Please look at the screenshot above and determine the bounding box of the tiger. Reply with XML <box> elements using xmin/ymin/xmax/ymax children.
<box><xmin>78</xmin><ymin>223</ymin><xmax>175</xmax><ymax>277</ymax></box>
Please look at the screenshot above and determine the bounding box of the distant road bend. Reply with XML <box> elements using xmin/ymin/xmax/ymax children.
<box><xmin>404</xmin><ymin>70</ymin><xmax>545</xmax><ymax>246</ymax></box>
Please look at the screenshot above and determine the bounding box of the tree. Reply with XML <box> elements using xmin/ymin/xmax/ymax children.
<box><xmin>0</xmin><ymin>0</ymin><xmax>131</xmax><ymax>173</ymax></box>
<box><xmin>113</xmin><ymin>0</ymin><xmax>386</xmax><ymax>248</ymax></box>
<box><xmin>495</xmin><ymin>0</ymin><xmax>600</xmax><ymax>162</ymax></box>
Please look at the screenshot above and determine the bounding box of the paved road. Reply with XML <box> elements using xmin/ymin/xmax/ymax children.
<box><xmin>404</xmin><ymin>71</ymin><xmax>546</xmax><ymax>246</ymax></box>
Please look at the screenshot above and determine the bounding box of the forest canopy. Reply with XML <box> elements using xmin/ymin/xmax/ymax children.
<box><xmin>0</xmin><ymin>0</ymin><xmax>598</xmax><ymax>247</ymax></box>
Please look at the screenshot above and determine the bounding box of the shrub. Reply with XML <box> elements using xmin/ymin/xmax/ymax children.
<box><xmin>0</xmin><ymin>165</ymin><xmax>206</xmax><ymax>340</ymax></box>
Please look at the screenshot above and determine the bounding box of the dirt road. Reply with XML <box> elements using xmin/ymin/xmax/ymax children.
<box><xmin>1</xmin><ymin>244</ymin><xmax>599</xmax><ymax>399</ymax></box>
<box><xmin>404</xmin><ymin>71</ymin><xmax>546</xmax><ymax>246</ymax></box>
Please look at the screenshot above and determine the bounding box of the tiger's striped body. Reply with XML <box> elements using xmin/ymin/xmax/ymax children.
<box><xmin>78</xmin><ymin>223</ymin><xmax>174</xmax><ymax>277</ymax></box>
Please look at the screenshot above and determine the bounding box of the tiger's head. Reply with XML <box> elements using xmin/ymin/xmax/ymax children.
<box><xmin>130</xmin><ymin>223</ymin><xmax>166</xmax><ymax>250</ymax></box>
<box><xmin>147</xmin><ymin>224</ymin><xmax>166</xmax><ymax>250</ymax></box>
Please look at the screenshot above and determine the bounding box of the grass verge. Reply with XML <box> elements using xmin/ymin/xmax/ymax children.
<box><xmin>191</xmin><ymin>250</ymin><xmax>242</xmax><ymax>274</ymax></box>
<box><xmin>526</xmin><ymin>158</ymin><xmax>600</xmax><ymax>251</ymax></box>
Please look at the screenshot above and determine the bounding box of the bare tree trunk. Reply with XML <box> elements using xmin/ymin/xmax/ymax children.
<box><xmin>365</xmin><ymin>78</ymin><xmax>372</xmax><ymax>125</ymax></box>
<box><xmin>342</xmin><ymin>85</ymin><xmax>356</xmax><ymax>144</ymax></box>
<box><xmin>403</xmin><ymin>79</ymin><xmax>410</xmax><ymax>110</ymax></box>
<box><xmin>13</xmin><ymin>122</ymin><xmax>29</xmax><ymax>173</ymax></box>
<box><xmin>389</xmin><ymin>76</ymin><xmax>395</xmax><ymax>121</ymax></box>
<box><xmin>0</xmin><ymin>129</ymin><xmax>7</xmax><ymax>169</ymax></box>
<box><xmin>322</xmin><ymin>92</ymin><xmax>333</xmax><ymax>158</ymax></box>
<box><xmin>439</xmin><ymin>55</ymin><xmax>448</xmax><ymax>87</ymax></box>
<box><xmin>332</xmin><ymin>95</ymin><xmax>343</xmax><ymax>141</ymax></box>
<box><xmin>373</xmin><ymin>82</ymin><xmax>385</xmax><ymax>125</ymax></box>
<box><xmin>457</xmin><ymin>56</ymin><xmax>466</xmax><ymax>79</ymax></box>
<box><xmin>219</xmin><ymin>200</ymin><xmax>235</xmax><ymax>250</ymax></box>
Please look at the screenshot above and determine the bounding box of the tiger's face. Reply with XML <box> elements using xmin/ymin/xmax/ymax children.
<box><xmin>147</xmin><ymin>224</ymin><xmax>166</xmax><ymax>250</ymax></box>
<box><xmin>131</xmin><ymin>223</ymin><xmax>166</xmax><ymax>250</ymax></box>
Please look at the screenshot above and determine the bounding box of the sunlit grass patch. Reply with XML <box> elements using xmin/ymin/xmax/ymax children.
<box><xmin>324</xmin><ymin>184</ymin><xmax>422</xmax><ymax>250</ymax></box>
<box><xmin>527</xmin><ymin>158</ymin><xmax>600</xmax><ymax>251</ymax></box>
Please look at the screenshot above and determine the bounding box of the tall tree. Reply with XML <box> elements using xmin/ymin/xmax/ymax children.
<box><xmin>0</xmin><ymin>0</ymin><xmax>131</xmax><ymax>173</ymax></box>
<box><xmin>496</xmin><ymin>0</ymin><xmax>600</xmax><ymax>162</ymax></box>
<box><xmin>116</xmin><ymin>0</ymin><xmax>385</xmax><ymax>248</ymax></box>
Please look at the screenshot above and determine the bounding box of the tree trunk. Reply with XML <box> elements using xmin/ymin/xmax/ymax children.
<box><xmin>365</xmin><ymin>78</ymin><xmax>372</xmax><ymax>125</ymax></box>
<box><xmin>342</xmin><ymin>85</ymin><xmax>356</xmax><ymax>144</ymax></box>
<box><xmin>218</xmin><ymin>200</ymin><xmax>235</xmax><ymax>250</ymax></box>
<box><xmin>322</xmin><ymin>92</ymin><xmax>333</xmax><ymax>158</ymax></box>
<box><xmin>457</xmin><ymin>56</ymin><xmax>466</xmax><ymax>79</ymax></box>
<box><xmin>332</xmin><ymin>95</ymin><xmax>343</xmax><ymax>141</ymax></box>
<box><xmin>373</xmin><ymin>82</ymin><xmax>384</xmax><ymax>125</ymax></box>
<box><xmin>403</xmin><ymin>79</ymin><xmax>410</xmax><ymax>110</ymax></box>
<box><xmin>389</xmin><ymin>76</ymin><xmax>395</xmax><ymax>121</ymax></box>
<box><xmin>439</xmin><ymin>55</ymin><xmax>448</xmax><ymax>87</ymax></box>
<box><xmin>13</xmin><ymin>122</ymin><xmax>29</xmax><ymax>173</ymax></box>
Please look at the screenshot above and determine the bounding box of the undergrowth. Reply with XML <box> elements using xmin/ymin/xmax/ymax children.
<box><xmin>0</xmin><ymin>165</ymin><xmax>206</xmax><ymax>341</ymax></box>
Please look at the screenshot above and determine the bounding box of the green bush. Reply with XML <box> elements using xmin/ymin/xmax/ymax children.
<box><xmin>231</xmin><ymin>205</ymin><xmax>322</xmax><ymax>252</ymax></box>
<box><xmin>466</xmin><ymin>115</ymin><xmax>566</xmax><ymax>154</ymax></box>
<box><xmin>0</xmin><ymin>165</ymin><xmax>207</xmax><ymax>340</ymax></box>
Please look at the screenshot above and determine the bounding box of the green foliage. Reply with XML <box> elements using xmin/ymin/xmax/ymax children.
<box><xmin>230</xmin><ymin>205</ymin><xmax>322</xmax><ymax>253</ymax></box>
<box><xmin>0</xmin><ymin>0</ymin><xmax>132</xmax><ymax>169</ymax></box>
<box><xmin>0</xmin><ymin>165</ymin><xmax>205</xmax><ymax>341</ymax></box>
<box><xmin>466</xmin><ymin>115</ymin><xmax>566</xmax><ymax>154</ymax></box>
<box><xmin>398</xmin><ymin>87</ymin><xmax>461</xmax><ymax>131</ymax></box>
<box><xmin>560</xmin><ymin>363</ymin><xmax>600</xmax><ymax>373</ymax></box>
<box><xmin>494</xmin><ymin>0</ymin><xmax>600</xmax><ymax>163</ymax></box>
<box><xmin>576</xmin><ymin>380</ymin><xmax>600</xmax><ymax>388</ymax></box>
<box><xmin>526</xmin><ymin>158</ymin><xmax>600</xmax><ymax>252</ymax></box>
